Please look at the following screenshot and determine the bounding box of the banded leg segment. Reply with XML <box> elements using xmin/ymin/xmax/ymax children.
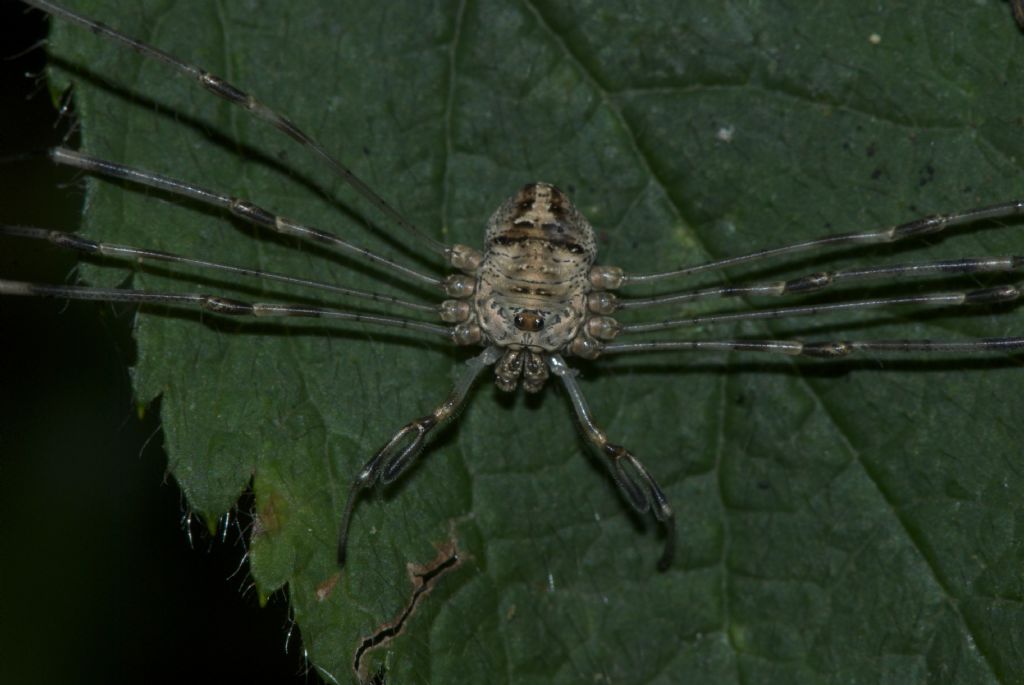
<box><xmin>615</xmin><ymin>257</ymin><xmax>1024</xmax><ymax>312</ymax></box>
<box><xmin>53</xmin><ymin>149</ymin><xmax>443</xmax><ymax>289</ymax></box>
<box><xmin>602</xmin><ymin>337</ymin><xmax>1024</xmax><ymax>357</ymax></box>
<box><xmin>621</xmin><ymin>200</ymin><xmax>1024</xmax><ymax>286</ymax></box>
<box><xmin>23</xmin><ymin>0</ymin><xmax>447</xmax><ymax>257</ymax></box>
<box><xmin>547</xmin><ymin>354</ymin><xmax>675</xmax><ymax>571</ymax></box>
<box><xmin>1</xmin><ymin>225</ymin><xmax>437</xmax><ymax>314</ymax></box>
<box><xmin>336</xmin><ymin>346</ymin><xmax>503</xmax><ymax>568</ymax></box>
<box><xmin>0</xmin><ymin>279</ymin><xmax>453</xmax><ymax>339</ymax></box>
<box><xmin>618</xmin><ymin>284</ymin><xmax>1022</xmax><ymax>335</ymax></box>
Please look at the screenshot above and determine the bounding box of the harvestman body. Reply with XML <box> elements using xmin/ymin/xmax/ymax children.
<box><xmin>6</xmin><ymin>0</ymin><xmax>1024</xmax><ymax>572</ymax></box>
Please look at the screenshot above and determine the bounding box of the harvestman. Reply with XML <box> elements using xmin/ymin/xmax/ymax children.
<box><xmin>5</xmin><ymin>0</ymin><xmax>1024</xmax><ymax>571</ymax></box>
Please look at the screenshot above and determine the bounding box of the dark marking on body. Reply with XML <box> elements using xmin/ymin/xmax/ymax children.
<box><xmin>200</xmin><ymin>72</ymin><xmax>248</xmax><ymax>104</ymax></box>
<box><xmin>513</xmin><ymin>310</ymin><xmax>545</xmax><ymax>332</ymax></box>
<box><xmin>893</xmin><ymin>215</ymin><xmax>945</xmax><ymax>239</ymax></box>
<box><xmin>204</xmin><ymin>296</ymin><xmax>253</xmax><ymax>315</ymax></box>
<box><xmin>802</xmin><ymin>341</ymin><xmax>854</xmax><ymax>358</ymax></box>
<box><xmin>490</xmin><ymin>234</ymin><xmax>584</xmax><ymax>254</ymax></box>
<box><xmin>52</xmin><ymin>232</ymin><xmax>99</xmax><ymax>253</ymax></box>
<box><xmin>230</xmin><ymin>200</ymin><xmax>276</xmax><ymax>227</ymax></box>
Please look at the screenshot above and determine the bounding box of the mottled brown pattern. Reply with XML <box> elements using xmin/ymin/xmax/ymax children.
<box><xmin>471</xmin><ymin>183</ymin><xmax>597</xmax><ymax>391</ymax></box>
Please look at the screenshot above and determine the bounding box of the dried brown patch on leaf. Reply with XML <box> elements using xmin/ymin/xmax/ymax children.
<box><xmin>352</xmin><ymin>537</ymin><xmax>462</xmax><ymax>682</ymax></box>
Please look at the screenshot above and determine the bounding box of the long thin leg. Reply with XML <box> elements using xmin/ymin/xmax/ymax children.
<box><xmin>53</xmin><ymin>149</ymin><xmax>444</xmax><ymax>289</ymax></box>
<box><xmin>618</xmin><ymin>283</ymin><xmax>1020</xmax><ymax>335</ymax></box>
<box><xmin>23</xmin><ymin>0</ymin><xmax>447</xmax><ymax>257</ymax></box>
<box><xmin>616</xmin><ymin>257</ymin><xmax>1024</xmax><ymax>311</ymax></box>
<box><xmin>547</xmin><ymin>354</ymin><xmax>675</xmax><ymax>571</ymax></box>
<box><xmin>621</xmin><ymin>201</ymin><xmax>1024</xmax><ymax>286</ymax></box>
<box><xmin>336</xmin><ymin>346</ymin><xmax>502</xmax><ymax>568</ymax></box>
<box><xmin>0</xmin><ymin>279</ymin><xmax>453</xmax><ymax>339</ymax></box>
<box><xmin>601</xmin><ymin>337</ymin><xmax>1024</xmax><ymax>357</ymax></box>
<box><xmin>1</xmin><ymin>225</ymin><xmax>438</xmax><ymax>314</ymax></box>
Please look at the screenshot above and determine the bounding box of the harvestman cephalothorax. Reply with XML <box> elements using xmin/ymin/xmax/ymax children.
<box><xmin>5</xmin><ymin>0</ymin><xmax>1024</xmax><ymax>575</ymax></box>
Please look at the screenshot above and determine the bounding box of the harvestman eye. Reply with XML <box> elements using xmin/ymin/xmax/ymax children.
<box><xmin>5</xmin><ymin>0</ymin><xmax>1024</xmax><ymax>575</ymax></box>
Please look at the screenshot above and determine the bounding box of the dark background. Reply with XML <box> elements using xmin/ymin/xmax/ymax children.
<box><xmin>0</xmin><ymin>4</ymin><xmax>311</xmax><ymax>683</ymax></box>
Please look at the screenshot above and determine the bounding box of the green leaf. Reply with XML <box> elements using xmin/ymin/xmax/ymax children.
<box><xmin>42</xmin><ymin>0</ymin><xmax>1024</xmax><ymax>682</ymax></box>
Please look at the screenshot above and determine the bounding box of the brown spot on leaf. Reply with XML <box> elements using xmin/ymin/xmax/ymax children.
<box><xmin>253</xmin><ymin>490</ymin><xmax>286</xmax><ymax>537</ymax></box>
<box><xmin>315</xmin><ymin>571</ymin><xmax>341</xmax><ymax>602</ymax></box>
